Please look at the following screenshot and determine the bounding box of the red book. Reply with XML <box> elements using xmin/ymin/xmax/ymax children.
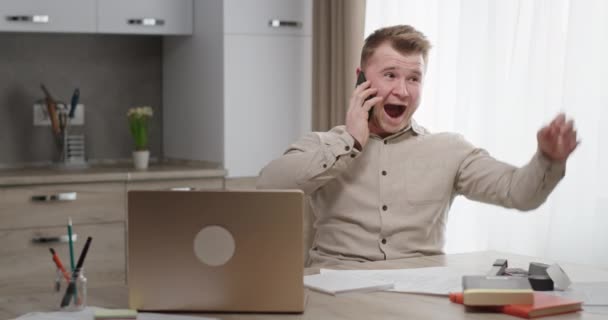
<box><xmin>449</xmin><ymin>292</ymin><xmax>582</xmax><ymax>319</ymax></box>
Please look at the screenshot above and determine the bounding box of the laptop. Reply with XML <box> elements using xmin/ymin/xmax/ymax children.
<box><xmin>127</xmin><ymin>189</ymin><xmax>305</xmax><ymax>312</ymax></box>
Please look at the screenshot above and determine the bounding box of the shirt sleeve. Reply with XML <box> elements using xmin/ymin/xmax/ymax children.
<box><xmin>256</xmin><ymin>126</ymin><xmax>361</xmax><ymax>194</ymax></box>
<box><xmin>455</xmin><ymin>141</ymin><xmax>566</xmax><ymax>211</ymax></box>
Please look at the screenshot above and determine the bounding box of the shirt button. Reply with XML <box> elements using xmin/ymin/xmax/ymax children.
<box><xmin>345</xmin><ymin>146</ymin><xmax>350</xmax><ymax>151</ymax></box>
<box><xmin>382</xmin><ymin>205</ymin><xmax>388</xmax><ymax>211</ymax></box>
<box><xmin>323</xmin><ymin>164</ymin><xmax>327</xmax><ymax>168</ymax></box>
<box><xmin>350</xmin><ymin>154</ymin><xmax>356</xmax><ymax>158</ymax></box>
<box><xmin>381</xmin><ymin>238</ymin><xmax>387</xmax><ymax>244</ymax></box>
<box><xmin>384</xmin><ymin>140</ymin><xmax>388</xmax><ymax>145</ymax></box>
<box><xmin>381</xmin><ymin>170</ymin><xmax>387</xmax><ymax>176</ymax></box>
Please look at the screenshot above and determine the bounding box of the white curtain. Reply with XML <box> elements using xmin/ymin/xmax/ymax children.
<box><xmin>366</xmin><ymin>0</ymin><xmax>608</xmax><ymax>266</ymax></box>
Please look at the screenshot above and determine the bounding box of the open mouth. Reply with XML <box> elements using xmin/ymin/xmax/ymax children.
<box><xmin>383</xmin><ymin>104</ymin><xmax>406</xmax><ymax>118</ymax></box>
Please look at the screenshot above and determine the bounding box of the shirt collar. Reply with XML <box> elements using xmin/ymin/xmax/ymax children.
<box><xmin>370</xmin><ymin>119</ymin><xmax>428</xmax><ymax>141</ymax></box>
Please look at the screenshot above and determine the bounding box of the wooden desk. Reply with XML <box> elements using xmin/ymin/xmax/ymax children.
<box><xmin>2</xmin><ymin>251</ymin><xmax>607</xmax><ymax>319</ymax></box>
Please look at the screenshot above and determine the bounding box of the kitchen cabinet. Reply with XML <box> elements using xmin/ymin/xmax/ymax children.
<box><xmin>0</xmin><ymin>182</ymin><xmax>126</xmax><ymax>292</ymax></box>
<box><xmin>0</xmin><ymin>223</ymin><xmax>125</xmax><ymax>292</ymax></box>
<box><xmin>223</xmin><ymin>0</ymin><xmax>312</xmax><ymax>36</ymax></box>
<box><xmin>0</xmin><ymin>0</ymin><xmax>192</xmax><ymax>35</ymax></box>
<box><xmin>0</xmin><ymin>164</ymin><xmax>225</xmax><ymax>294</ymax></box>
<box><xmin>97</xmin><ymin>0</ymin><xmax>193</xmax><ymax>35</ymax></box>
<box><xmin>0</xmin><ymin>182</ymin><xmax>126</xmax><ymax>229</ymax></box>
<box><xmin>0</xmin><ymin>0</ymin><xmax>96</xmax><ymax>33</ymax></box>
<box><xmin>163</xmin><ymin>0</ymin><xmax>312</xmax><ymax>177</ymax></box>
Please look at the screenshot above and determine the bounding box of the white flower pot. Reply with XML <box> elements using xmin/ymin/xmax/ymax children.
<box><xmin>132</xmin><ymin>150</ymin><xmax>150</xmax><ymax>170</ymax></box>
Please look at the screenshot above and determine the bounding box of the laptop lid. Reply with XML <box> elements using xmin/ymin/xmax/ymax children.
<box><xmin>127</xmin><ymin>189</ymin><xmax>304</xmax><ymax>312</ymax></box>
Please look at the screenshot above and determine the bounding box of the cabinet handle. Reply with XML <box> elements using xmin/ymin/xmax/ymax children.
<box><xmin>268</xmin><ymin>19</ymin><xmax>301</xmax><ymax>28</ymax></box>
<box><xmin>32</xmin><ymin>234</ymin><xmax>77</xmax><ymax>244</ymax></box>
<box><xmin>170</xmin><ymin>187</ymin><xmax>194</xmax><ymax>191</ymax></box>
<box><xmin>31</xmin><ymin>192</ymin><xmax>77</xmax><ymax>202</ymax></box>
<box><xmin>127</xmin><ymin>18</ymin><xmax>165</xmax><ymax>27</ymax></box>
<box><xmin>6</xmin><ymin>15</ymin><xmax>50</xmax><ymax>24</ymax></box>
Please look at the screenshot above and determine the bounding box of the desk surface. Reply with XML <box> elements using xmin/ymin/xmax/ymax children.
<box><xmin>3</xmin><ymin>251</ymin><xmax>607</xmax><ymax>320</ymax></box>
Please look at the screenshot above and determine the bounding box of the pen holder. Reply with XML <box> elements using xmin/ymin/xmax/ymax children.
<box><xmin>55</xmin><ymin>268</ymin><xmax>87</xmax><ymax>311</ymax></box>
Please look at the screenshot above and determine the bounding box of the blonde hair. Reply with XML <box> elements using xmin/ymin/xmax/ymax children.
<box><xmin>360</xmin><ymin>25</ymin><xmax>431</xmax><ymax>68</ymax></box>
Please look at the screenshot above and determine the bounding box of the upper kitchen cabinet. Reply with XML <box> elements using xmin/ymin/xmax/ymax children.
<box><xmin>0</xmin><ymin>0</ymin><xmax>96</xmax><ymax>33</ymax></box>
<box><xmin>97</xmin><ymin>0</ymin><xmax>193</xmax><ymax>35</ymax></box>
<box><xmin>223</xmin><ymin>0</ymin><xmax>312</xmax><ymax>36</ymax></box>
<box><xmin>163</xmin><ymin>0</ymin><xmax>312</xmax><ymax>177</ymax></box>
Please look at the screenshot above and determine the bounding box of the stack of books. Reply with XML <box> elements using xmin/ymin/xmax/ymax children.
<box><xmin>461</xmin><ymin>275</ymin><xmax>534</xmax><ymax>306</ymax></box>
<box><xmin>449</xmin><ymin>276</ymin><xmax>582</xmax><ymax>319</ymax></box>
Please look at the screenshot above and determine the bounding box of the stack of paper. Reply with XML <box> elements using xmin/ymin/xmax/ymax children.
<box><xmin>304</xmin><ymin>272</ymin><xmax>394</xmax><ymax>295</ymax></box>
<box><xmin>320</xmin><ymin>266</ymin><xmax>467</xmax><ymax>296</ymax></box>
<box><xmin>548</xmin><ymin>281</ymin><xmax>608</xmax><ymax>306</ymax></box>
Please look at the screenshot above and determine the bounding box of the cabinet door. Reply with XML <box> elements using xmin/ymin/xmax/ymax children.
<box><xmin>224</xmin><ymin>0</ymin><xmax>312</xmax><ymax>36</ymax></box>
<box><xmin>0</xmin><ymin>182</ymin><xmax>126</xmax><ymax>230</ymax></box>
<box><xmin>0</xmin><ymin>222</ymin><xmax>125</xmax><ymax>293</ymax></box>
<box><xmin>224</xmin><ymin>34</ymin><xmax>312</xmax><ymax>177</ymax></box>
<box><xmin>97</xmin><ymin>0</ymin><xmax>192</xmax><ymax>35</ymax></box>
<box><xmin>0</xmin><ymin>0</ymin><xmax>95</xmax><ymax>33</ymax></box>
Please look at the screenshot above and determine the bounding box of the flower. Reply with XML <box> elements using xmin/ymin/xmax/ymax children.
<box><xmin>127</xmin><ymin>106</ymin><xmax>153</xmax><ymax>151</ymax></box>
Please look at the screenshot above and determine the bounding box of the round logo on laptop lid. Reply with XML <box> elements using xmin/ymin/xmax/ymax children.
<box><xmin>193</xmin><ymin>225</ymin><xmax>236</xmax><ymax>266</ymax></box>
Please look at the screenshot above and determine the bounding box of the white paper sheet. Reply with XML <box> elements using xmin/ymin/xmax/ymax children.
<box><xmin>321</xmin><ymin>266</ymin><xmax>468</xmax><ymax>296</ymax></box>
<box><xmin>548</xmin><ymin>282</ymin><xmax>608</xmax><ymax>306</ymax></box>
<box><xmin>304</xmin><ymin>272</ymin><xmax>394</xmax><ymax>295</ymax></box>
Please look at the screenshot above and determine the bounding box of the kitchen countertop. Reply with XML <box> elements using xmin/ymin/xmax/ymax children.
<box><xmin>0</xmin><ymin>160</ymin><xmax>226</xmax><ymax>186</ymax></box>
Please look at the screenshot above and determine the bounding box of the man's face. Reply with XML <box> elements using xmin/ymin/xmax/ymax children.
<box><xmin>362</xmin><ymin>42</ymin><xmax>425</xmax><ymax>137</ymax></box>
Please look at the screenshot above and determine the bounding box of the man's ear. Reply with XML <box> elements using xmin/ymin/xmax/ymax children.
<box><xmin>356</xmin><ymin>67</ymin><xmax>361</xmax><ymax>76</ymax></box>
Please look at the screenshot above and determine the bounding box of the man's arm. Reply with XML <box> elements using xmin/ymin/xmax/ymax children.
<box><xmin>455</xmin><ymin>148</ymin><xmax>565</xmax><ymax>210</ymax></box>
<box><xmin>256</xmin><ymin>127</ymin><xmax>360</xmax><ymax>194</ymax></box>
<box><xmin>456</xmin><ymin>113</ymin><xmax>578</xmax><ymax>210</ymax></box>
<box><xmin>258</xmin><ymin>77</ymin><xmax>381</xmax><ymax>194</ymax></box>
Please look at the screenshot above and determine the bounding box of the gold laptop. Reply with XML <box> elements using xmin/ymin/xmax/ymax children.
<box><xmin>127</xmin><ymin>189</ymin><xmax>305</xmax><ymax>312</ymax></box>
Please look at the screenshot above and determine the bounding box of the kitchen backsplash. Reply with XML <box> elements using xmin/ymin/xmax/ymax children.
<box><xmin>0</xmin><ymin>33</ymin><xmax>162</xmax><ymax>165</ymax></box>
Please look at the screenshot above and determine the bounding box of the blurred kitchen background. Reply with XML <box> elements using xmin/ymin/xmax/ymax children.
<box><xmin>1</xmin><ymin>0</ymin><xmax>607</xmax><ymax>268</ymax></box>
<box><xmin>0</xmin><ymin>33</ymin><xmax>162</xmax><ymax>164</ymax></box>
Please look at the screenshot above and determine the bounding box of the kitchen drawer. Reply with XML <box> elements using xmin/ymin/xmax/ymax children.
<box><xmin>223</xmin><ymin>0</ymin><xmax>312</xmax><ymax>36</ymax></box>
<box><xmin>127</xmin><ymin>178</ymin><xmax>224</xmax><ymax>191</ymax></box>
<box><xmin>97</xmin><ymin>0</ymin><xmax>192</xmax><ymax>35</ymax></box>
<box><xmin>0</xmin><ymin>0</ymin><xmax>96</xmax><ymax>33</ymax></box>
<box><xmin>0</xmin><ymin>182</ymin><xmax>126</xmax><ymax>230</ymax></box>
<box><xmin>0</xmin><ymin>222</ymin><xmax>125</xmax><ymax>294</ymax></box>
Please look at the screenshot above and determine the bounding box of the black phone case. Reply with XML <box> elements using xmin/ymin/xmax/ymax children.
<box><xmin>356</xmin><ymin>72</ymin><xmax>375</xmax><ymax>119</ymax></box>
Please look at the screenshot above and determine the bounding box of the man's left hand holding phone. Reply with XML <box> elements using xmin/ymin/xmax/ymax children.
<box><xmin>346</xmin><ymin>71</ymin><xmax>383</xmax><ymax>150</ymax></box>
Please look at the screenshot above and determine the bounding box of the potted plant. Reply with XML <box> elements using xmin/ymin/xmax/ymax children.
<box><xmin>127</xmin><ymin>106</ymin><xmax>153</xmax><ymax>170</ymax></box>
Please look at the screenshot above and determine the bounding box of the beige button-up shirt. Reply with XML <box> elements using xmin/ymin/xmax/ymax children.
<box><xmin>257</xmin><ymin>121</ymin><xmax>565</xmax><ymax>267</ymax></box>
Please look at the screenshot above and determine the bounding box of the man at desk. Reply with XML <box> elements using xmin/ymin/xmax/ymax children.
<box><xmin>256</xmin><ymin>25</ymin><xmax>578</xmax><ymax>267</ymax></box>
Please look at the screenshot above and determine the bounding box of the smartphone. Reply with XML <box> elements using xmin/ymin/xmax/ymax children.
<box><xmin>355</xmin><ymin>71</ymin><xmax>375</xmax><ymax>120</ymax></box>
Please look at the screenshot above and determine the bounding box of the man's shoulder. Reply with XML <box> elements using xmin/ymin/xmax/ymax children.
<box><xmin>312</xmin><ymin>125</ymin><xmax>350</xmax><ymax>141</ymax></box>
<box><xmin>327</xmin><ymin>125</ymin><xmax>348</xmax><ymax>135</ymax></box>
<box><xmin>294</xmin><ymin>125</ymin><xmax>350</xmax><ymax>145</ymax></box>
<box><xmin>419</xmin><ymin>130</ymin><xmax>468</xmax><ymax>144</ymax></box>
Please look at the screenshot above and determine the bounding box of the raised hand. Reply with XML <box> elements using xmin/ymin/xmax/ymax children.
<box><xmin>345</xmin><ymin>80</ymin><xmax>383</xmax><ymax>149</ymax></box>
<box><xmin>537</xmin><ymin>113</ymin><xmax>579</xmax><ymax>162</ymax></box>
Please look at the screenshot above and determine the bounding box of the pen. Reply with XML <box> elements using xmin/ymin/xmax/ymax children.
<box><xmin>67</xmin><ymin>218</ymin><xmax>75</xmax><ymax>272</ymax></box>
<box><xmin>40</xmin><ymin>84</ymin><xmax>61</xmax><ymax>138</ymax></box>
<box><xmin>75</xmin><ymin>236</ymin><xmax>92</xmax><ymax>270</ymax></box>
<box><xmin>68</xmin><ymin>88</ymin><xmax>80</xmax><ymax>119</ymax></box>
<box><xmin>49</xmin><ymin>248</ymin><xmax>71</xmax><ymax>282</ymax></box>
<box><xmin>61</xmin><ymin>236</ymin><xmax>93</xmax><ymax>308</ymax></box>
